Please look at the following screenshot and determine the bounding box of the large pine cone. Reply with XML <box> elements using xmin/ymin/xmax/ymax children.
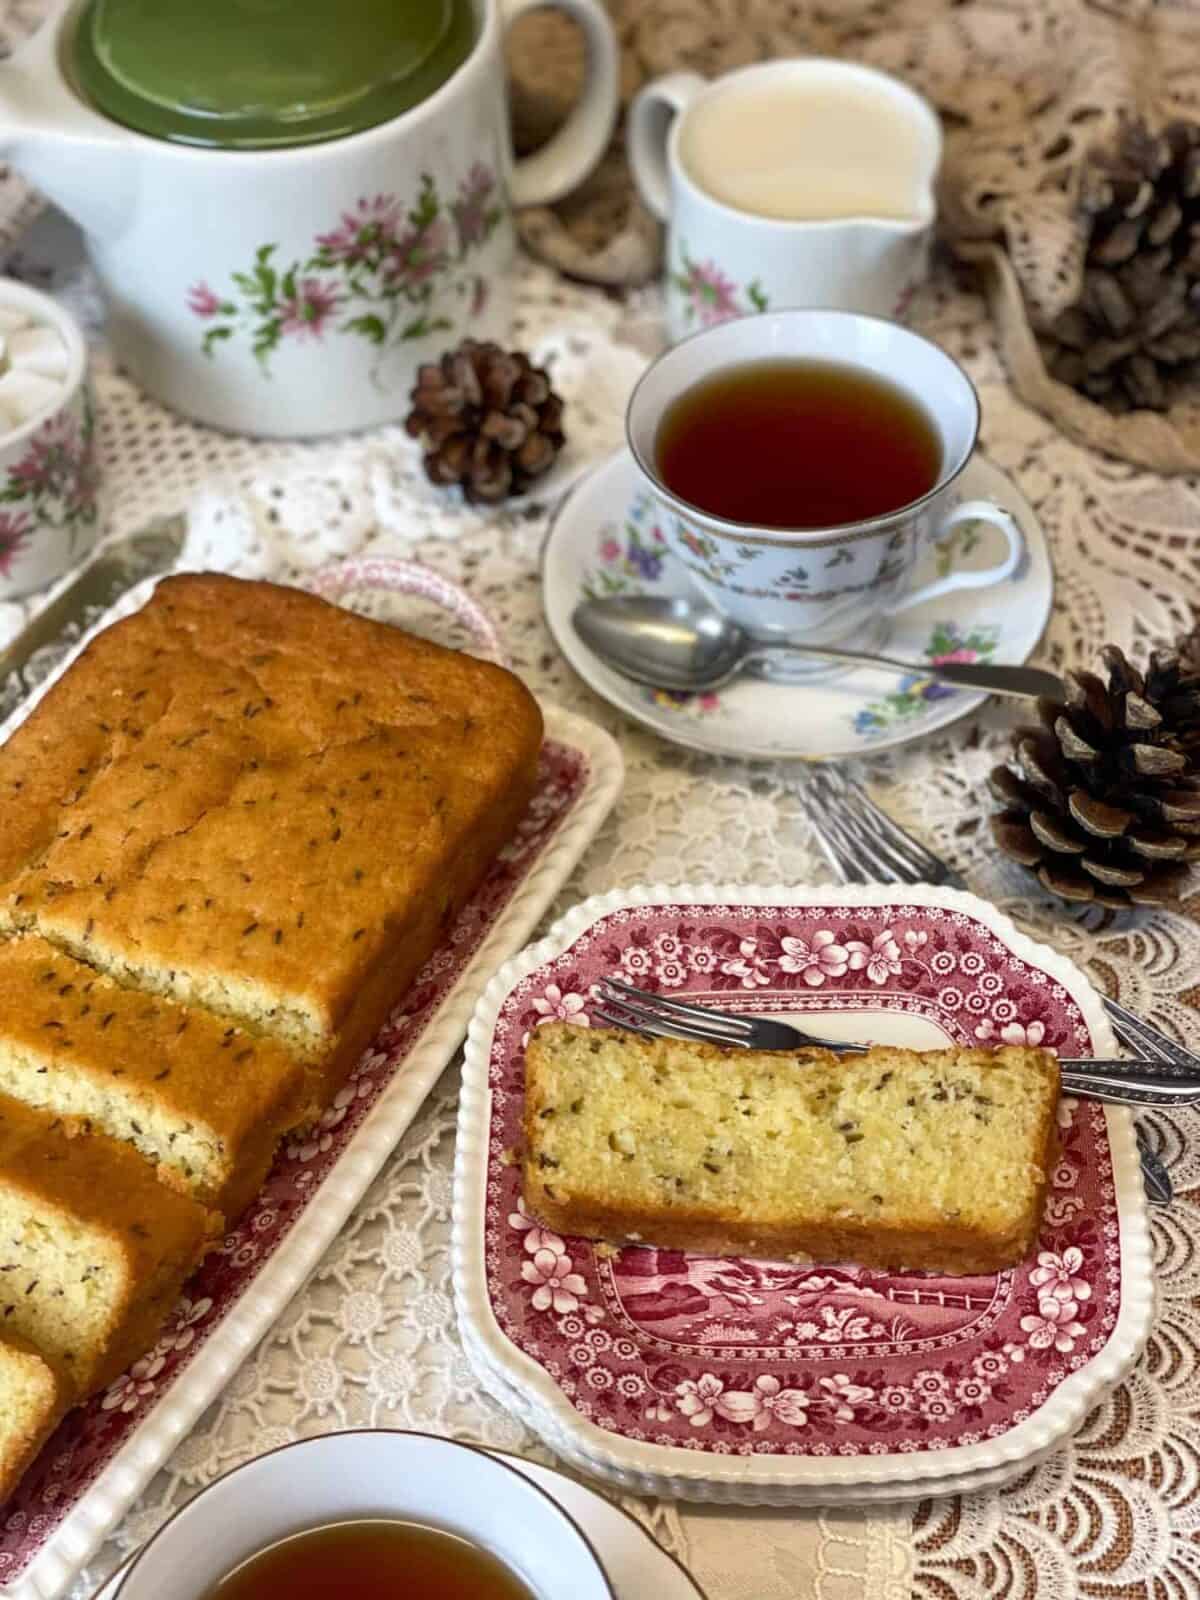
<box><xmin>405</xmin><ymin>340</ymin><xmax>566</xmax><ymax>503</ymax></box>
<box><xmin>1043</xmin><ymin>115</ymin><xmax>1200</xmax><ymax>413</ymax></box>
<box><xmin>989</xmin><ymin>632</ymin><xmax>1200</xmax><ymax>908</ymax></box>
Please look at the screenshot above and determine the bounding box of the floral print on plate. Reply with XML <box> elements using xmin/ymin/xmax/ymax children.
<box><xmin>0</xmin><ymin>740</ymin><xmax>589</xmax><ymax>1587</ymax></box>
<box><xmin>853</xmin><ymin>621</ymin><xmax>1002</xmax><ymax>738</ymax></box>
<box><xmin>483</xmin><ymin>900</ymin><xmax>1119</xmax><ymax>1458</ymax></box>
<box><xmin>188</xmin><ymin>167</ymin><xmax>501</xmax><ymax>378</ymax></box>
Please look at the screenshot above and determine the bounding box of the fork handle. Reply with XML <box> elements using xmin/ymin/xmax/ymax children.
<box><xmin>1059</xmin><ymin>1058</ymin><xmax>1200</xmax><ymax>1086</ymax></box>
<box><xmin>1061</xmin><ymin>1071</ymin><xmax>1200</xmax><ymax>1107</ymax></box>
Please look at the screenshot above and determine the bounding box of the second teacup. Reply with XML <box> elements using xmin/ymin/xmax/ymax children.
<box><xmin>625</xmin><ymin>309</ymin><xmax>1023</xmax><ymax>649</ymax></box>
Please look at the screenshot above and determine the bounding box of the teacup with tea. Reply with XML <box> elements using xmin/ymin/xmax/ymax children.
<box><xmin>628</xmin><ymin>58</ymin><xmax>941</xmax><ymax>343</ymax></box>
<box><xmin>625</xmin><ymin>309</ymin><xmax>1023</xmax><ymax>650</ymax></box>
<box><xmin>115</xmin><ymin>1432</ymin><xmax>614</xmax><ymax>1600</ymax></box>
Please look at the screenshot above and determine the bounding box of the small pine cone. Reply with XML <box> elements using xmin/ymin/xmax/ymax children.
<box><xmin>405</xmin><ymin>339</ymin><xmax>566</xmax><ymax>503</ymax></box>
<box><xmin>989</xmin><ymin>639</ymin><xmax>1200</xmax><ymax>909</ymax></box>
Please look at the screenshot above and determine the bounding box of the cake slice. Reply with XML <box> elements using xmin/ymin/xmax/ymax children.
<box><xmin>0</xmin><ymin>935</ymin><xmax>308</xmax><ymax>1218</ymax></box>
<box><xmin>0</xmin><ymin>1093</ymin><xmax>217</xmax><ymax>1398</ymax></box>
<box><xmin>0</xmin><ymin>1332</ymin><xmax>69</xmax><ymax>1504</ymax></box>
<box><xmin>523</xmin><ymin>1026</ymin><xmax>1060</xmax><ymax>1275</ymax></box>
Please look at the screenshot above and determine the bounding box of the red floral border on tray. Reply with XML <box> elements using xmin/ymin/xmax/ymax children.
<box><xmin>482</xmin><ymin>903</ymin><xmax>1121</xmax><ymax>1458</ymax></box>
<box><xmin>0</xmin><ymin>740</ymin><xmax>589</xmax><ymax>1584</ymax></box>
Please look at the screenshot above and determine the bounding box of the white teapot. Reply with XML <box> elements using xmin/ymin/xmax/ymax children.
<box><xmin>0</xmin><ymin>0</ymin><xmax>618</xmax><ymax>437</ymax></box>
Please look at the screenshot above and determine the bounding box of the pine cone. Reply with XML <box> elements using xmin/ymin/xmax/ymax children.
<box><xmin>1043</xmin><ymin>114</ymin><xmax>1200</xmax><ymax>412</ymax></box>
<box><xmin>989</xmin><ymin>632</ymin><xmax>1200</xmax><ymax>909</ymax></box>
<box><xmin>405</xmin><ymin>340</ymin><xmax>566</xmax><ymax>503</ymax></box>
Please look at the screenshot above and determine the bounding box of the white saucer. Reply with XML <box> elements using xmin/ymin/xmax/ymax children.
<box><xmin>90</xmin><ymin>1449</ymin><xmax>705</xmax><ymax>1600</ymax></box>
<box><xmin>542</xmin><ymin>448</ymin><xmax>1054</xmax><ymax>761</ymax></box>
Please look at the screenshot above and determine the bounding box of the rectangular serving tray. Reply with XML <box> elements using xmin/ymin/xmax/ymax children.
<box><xmin>0</xmin><ymin>576</ymin><xmax>624</xmax><ymax>1600</ymax></box>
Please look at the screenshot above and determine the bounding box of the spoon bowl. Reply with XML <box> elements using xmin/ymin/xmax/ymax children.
<box><xmin>574</xmin><ymin>593</ymin><xmax>749</xmax><ymax>692</ymax></box>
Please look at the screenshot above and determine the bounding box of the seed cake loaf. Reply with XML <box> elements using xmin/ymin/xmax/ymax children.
<box><xmin>0</xmin><ymin>1092</ymin><xmax>217</xmax><ymax>1398</ymax></box>
<box><xmin>0</xmin><ymin>573</ymin><xmax>544</xmax><ymax>1098</ymax></box>
<box><xmin>0</xmin><ymin>935</ymin><xmax>309</xmax><ymax>1217</ymax></box>
<box><xmin>523</xmin><ymin>1026</ymin><xmax>1060</xmax><ymax>1275</ymax></box>
<box><xmin>0</xmin><ymin>1332</ymin><xmax>70</xmax><ymax>1505</ymax></box>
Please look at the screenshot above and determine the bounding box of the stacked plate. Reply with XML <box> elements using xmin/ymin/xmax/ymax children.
<box><xmin>453</xmin><ymin>882</ymin><xmax>1155</xmax><ymax>1505</ymax></box>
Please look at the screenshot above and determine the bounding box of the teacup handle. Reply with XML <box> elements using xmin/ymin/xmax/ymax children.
<box><xmin>627</xmin><ymin>72</ymin><xmax>708</xmax><ymax>220</ymax></box>
<box><xmin>504</xmin><ymin>0</ymin><xmax>621</xmax><ymax>208</ymax></box>
<box><xmin>885</xmin><ymin>501</ymin><xmax>1024</xmax><ymax>614</ymax></box>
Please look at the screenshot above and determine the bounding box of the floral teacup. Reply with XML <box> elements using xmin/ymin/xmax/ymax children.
<box><xmin>0</xmin><ymin>281</ymin><xmax>100</xmax><ymax>601</ymax></box>
<box><xmin>625</xmin><ymin>309</ymin><xmax>1023</xmax><ymax>649</ymax></box>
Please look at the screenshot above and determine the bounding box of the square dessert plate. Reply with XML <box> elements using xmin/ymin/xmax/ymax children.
<box><xmin>0</xmin><ymin>578</ymin><xmax>624</xmax><ymax>1600</ymax></box>
<box><xmin>453</xmin><ymin>883</ymin><xmax>1155</xmax><ymax>1504</ymax></box>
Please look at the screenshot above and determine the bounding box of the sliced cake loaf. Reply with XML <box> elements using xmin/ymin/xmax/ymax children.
<box><xmin>0</xmin><ymin>1332</ymin><xmax>69</xmax><ymax>1504</ymax></box>
<box><xmin>0</xmin><ymin>935</ymin><xmax>309</xmax><ymax>1217</ymax></box>
<box><xmin>523</xmin><ymin>1026</ymin><xmax>1060</xmax><ymax>1275</ymax></box>
<box><xmin>0</xmin><ymin>1093</ymin><xmax>217</xmax><ymax>1398</ymax></box>
<box><xmin>0</xmin><ymin>574</ymin><xmax>543</xmax><ymax>1106</ymax></box>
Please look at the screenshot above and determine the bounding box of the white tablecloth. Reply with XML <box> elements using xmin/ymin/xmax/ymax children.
<box><xmin>2</xmin><ymin>200</ymin><xmax>1198</xmax><ymax>1600</ymax></box>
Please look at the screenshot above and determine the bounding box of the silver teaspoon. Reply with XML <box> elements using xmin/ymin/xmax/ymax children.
<box><xmin>573</xmin><ymin>594</ymin><xmax>1064</xmax><ymax>701</ymax></box>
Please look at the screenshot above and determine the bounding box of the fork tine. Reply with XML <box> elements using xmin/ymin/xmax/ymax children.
<box><xmin>830</xmin><ymin>792</ymin><xmax>935</xmax><ymax>884</ymax></box>
<box><xmin>812</xmin><ymin>800</ymin><xmax>909</xmax><ymax>884</ymax></box>
<box><xmin>596</xmin><ymin>990</ymin><xmax>747</xmax><ymax>1044</ymax></box>
<box><xmin>801</xmin><ymin>794</ymin><xmax>876</xmax><ymax>885</ymax></box>
<box><xmin>599</xmin><ymin>977</ymin><xmax>754</xmax><ymax>1040</ymax></box>
<box><xmin>835</xmin><ymin>775</ymin><xmax>963</xmax><ymax>885</ymax></box>
<box><xmin>591</xmin><ymin>1003</ymin><xmax>736</xmax><ymax>1047</ymax></box>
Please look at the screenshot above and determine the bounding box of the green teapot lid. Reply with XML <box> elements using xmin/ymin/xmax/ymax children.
<box><xmin>71</xmin><ymin>0</ymin><xmax>476</xmax><ymax>149</ymax></box>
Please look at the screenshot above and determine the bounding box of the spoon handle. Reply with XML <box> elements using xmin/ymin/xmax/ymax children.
<box><xmin>746</xmin><ymin>643</ymin><xmax>1063</xmax><ymax>702</ymax></box>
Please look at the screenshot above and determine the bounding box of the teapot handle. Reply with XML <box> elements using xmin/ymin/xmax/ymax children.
<box><xmin>502</xmin><ymin>0</ymin><xmax>619</xmax><ymax>208</ymax></box>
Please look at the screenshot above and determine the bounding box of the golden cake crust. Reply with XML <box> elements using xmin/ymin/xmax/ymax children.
<box><xmin>523</xmin><ymin>1027</ymin><xmax>1059</xmax><ymax>1276</ymax></box>
<box><xmin>0</xmin><ymin>573</ymin><xmax>543</xmax><ymax>1089</ymax></box>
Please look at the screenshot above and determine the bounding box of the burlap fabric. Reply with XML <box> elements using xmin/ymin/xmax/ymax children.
<box><xmin>508</xmin><ymin>0</ymin><xmax>1200</xmax><ymax>471</ymax></box>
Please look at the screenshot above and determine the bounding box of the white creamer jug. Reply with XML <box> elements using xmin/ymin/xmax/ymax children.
<box><xmin>628</xmin><ymin>58</ymin><xmax>942</xmax><ymax>341</ymax></box>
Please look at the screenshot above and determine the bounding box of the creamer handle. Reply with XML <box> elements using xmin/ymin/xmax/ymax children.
<box><xmin>626</xmin><ymin>72</ymin><xmax>707</xmax><ymax>221</ymax></box>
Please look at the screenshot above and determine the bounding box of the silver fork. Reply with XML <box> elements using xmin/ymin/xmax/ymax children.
<box><xmin>802</xmin><ymin>764</ymin><xmax>1200</xmax><ymax>1076</ymax></box>
<box><xmin>594</xmin><ymin>978</ymin><xmax>1200</xmax><ymax>1109</ymax></box>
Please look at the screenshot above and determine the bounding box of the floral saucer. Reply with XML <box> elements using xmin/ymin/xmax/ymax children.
<box><xmin>541</xmin><ymin>449</ymin><xmax>1054</xmax><ymax>760</ymax></box>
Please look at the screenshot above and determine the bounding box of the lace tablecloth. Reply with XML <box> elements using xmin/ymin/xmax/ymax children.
<box><xmin>2</xmin><ymin>195</ymin><xmax>1199</xmax><ymax>1600</ymax></box>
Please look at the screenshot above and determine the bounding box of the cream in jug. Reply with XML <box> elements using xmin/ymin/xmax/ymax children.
<box><xmin>678</xmin><ymin>73</ymin><xmax>931</xmax><ymax>223</ymax></box>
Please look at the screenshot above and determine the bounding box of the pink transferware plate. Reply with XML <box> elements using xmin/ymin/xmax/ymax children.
<box><xmin>0</xmin><ymin>563</ymin><xmax>624</xmax><ymax>1600</ymax></box>
<box><xmin>452</xmin><ymin>883</ymin><xmax>1154</xmax><ymax>1504</ymax></box>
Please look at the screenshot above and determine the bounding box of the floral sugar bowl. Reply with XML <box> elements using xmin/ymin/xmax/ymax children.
<box><xmin>0</xmin><ymin>280</ymin><xmax>100</xmax><ymax>601</ymax></box>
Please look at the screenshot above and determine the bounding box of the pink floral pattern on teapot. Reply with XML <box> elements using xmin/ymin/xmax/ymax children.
<box><xmin>187</xmin><ymin>166</ymin><xmax>501</xmax><ymax>378</ymax></box>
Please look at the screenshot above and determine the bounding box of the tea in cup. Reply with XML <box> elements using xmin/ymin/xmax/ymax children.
<box><xmin>628</xmin><ymin>59</ymin><xmax>941</xmax><ymax>343</ymax></box>
<box><xmin>625</xmin><ymin>309</ymin><xmax>1023</xmax><ymax>649</ymax></box>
